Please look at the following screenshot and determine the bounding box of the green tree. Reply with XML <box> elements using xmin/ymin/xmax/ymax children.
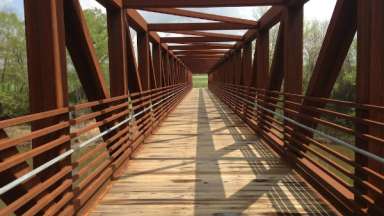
<box><xmin>83</xmin><ymin>9</ymin><xmax>109</xmax><ymax>87</ymax></box>
<box><xmin>67</xmin><ymin>8</ymin><xmax>109</xmax><ymax>105</ymax></box>
<box><xmin>303</xmin><ymin>20</ymin><xmax>329</xmax><ymax>90</ymax></box>
<box><xmin>0</xmin><ymin>9</ymin><xmax>111</xmax><ymax>117</ymax></box>
<box><xmin>0</xmin><ymin>12</ymin><xmax>28</xmax><ymax>119</ymax></box>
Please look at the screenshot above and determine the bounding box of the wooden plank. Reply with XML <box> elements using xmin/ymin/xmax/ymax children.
<box><xmin>149</xmin><ymin>23</ymin><xmax>256</xmax><ymax>31</ymax></box>
<box><xmin>90</xmin><ymin>89</ymin><xmax>334</xmax><ymax>216</ymax></box>
<box><xmin>143</xmin><ymin>8</ymin><xmax>258</xmax><ymax>26</ymax></box>
<box><xmin>124</xmin><ymin>0</ymin><xmax>285</xmax><ymax>8</ymax></box>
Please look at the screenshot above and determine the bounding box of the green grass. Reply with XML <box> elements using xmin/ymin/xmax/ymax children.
<box><xmin>192</xmin><ymin>74</ymin><xmax>208</xmax><ymax>88</ymax></box>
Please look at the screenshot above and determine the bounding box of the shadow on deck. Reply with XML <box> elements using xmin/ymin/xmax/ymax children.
<box><xmin>89</xmin><ymin>89</ymin><xmax>334</xmax><ymax>216</ymax></box>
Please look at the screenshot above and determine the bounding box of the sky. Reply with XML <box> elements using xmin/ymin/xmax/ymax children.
<box><xmin>0</xmin><ymin>0</ymin><xmax>336</xmax><ymax>21</ymax></box>
<box><xmin>75</xmin><ymin>0</ymin><xmax>336</xmax><ymax>37</ymax></box>
<box><xmin>78</xmin><ymin>0</ymin><xmax>337</xmax><ymax>21</ymax></box>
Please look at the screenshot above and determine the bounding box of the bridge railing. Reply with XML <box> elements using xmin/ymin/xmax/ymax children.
<box><xmin>0</xmin><ymin>83</ymin><xmax>191</xmax><ymax>215</ymax></box>
<box><xmin>210</xmin><ymin>82</ymin><xmax>384</xmax><ymax>215</ymax></box>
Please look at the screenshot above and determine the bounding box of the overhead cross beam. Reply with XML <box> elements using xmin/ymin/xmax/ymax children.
<box><xmin>142</xmin><ymin>8</ymin><xmax>258</xmax><ymax>26</ymax></box>
<box><xmin>124</xmin><ymin>0</ymin><xmax>286</xmax><ymax>8</ymax></box>
<box><xmin>173</xmin><ymin>50</ymin><xmax>228</xmax><ymax>55</ymax></box>
<box><xmin>180</xmin><ymin>57</ymin><xmax>222</xmax><ymax>60</ymax></box>
<box><xmin>126</xmin><ymin>9</ymin><xmax>187</xmax><ymax>67</ymax></box>
<box><xmin>96</xmin><ymin>0</ymin><xmax>123</xmax><ymax>9</ymax></box>
<box><xmin>177</xmin><ymin>54</ymin><xmax>225</xmax><ymax>57</ymax></box>
<box><xmin>149</xmin><ymin>22</ymin><xmax>256</xmax><ymax>31</ymax></box>
<box><xmin>168</xmin><ymin>44</ymin><xmax>234</xmax><ymax>50</ymax></box>
<box><xmin>160</xmin><ymin>36</ymin><xmax>240</xmax><ymax>43</ymax></box>
<box><xmin>210</xmin><ymin>6</ymin><xmax>283</xmax><ymax>71</ymax></box>
<box><xmin>159</xmin><ymin>31</ymin><xmax>242</xmax><ymax>40</ymax></box>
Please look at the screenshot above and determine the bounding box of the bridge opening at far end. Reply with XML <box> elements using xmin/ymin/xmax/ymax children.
<box><xmin>0</xmin><ymin>0</ymin><xmax>383</xmax><ymax>216</ymax></box>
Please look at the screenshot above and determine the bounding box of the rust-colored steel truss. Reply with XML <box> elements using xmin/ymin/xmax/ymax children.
<box><xmin>0</xmin><ymin>0</ymin><xmax>383</xmax><ymax>215</ymax></box>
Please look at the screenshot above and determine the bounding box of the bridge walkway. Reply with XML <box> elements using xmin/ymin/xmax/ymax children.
<box><xmin>89</xmin><ymin>88</ymin><xmax>334</xmax><ymax>216</ymax></box>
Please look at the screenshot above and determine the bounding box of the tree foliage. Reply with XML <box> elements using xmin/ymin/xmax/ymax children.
<box><xmin>0</xmin><ymin>9</ymin><xmax>109</xmax><ymax>118</ymax></box>
<box><xmin>0</xmin><ymin>12</ymin><xmax>28</xmax><ymax>119</ymax></box>
<box><xmin>67</xmin><ymin>9</ymin><xmax>109</xmax><ymax>105</ymax></box>
<box><xmin>0</xmin><ymin>8</ymin><xmax>358</xmax><ymax>120</ymax></box>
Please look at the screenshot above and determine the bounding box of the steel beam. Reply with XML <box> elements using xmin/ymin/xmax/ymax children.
<box><xmin>126</xmin><ymin>9</ymin><xmax>187</xmax><ymax>67</ymax></box>
<box><xmin>168</xmin><ymin>44</ymin><xmax>233</xmax><ymax>50</ymax></box>
<box><xmin>304</xmin><ymin>0</ymin><xmax>357</xmax><ymax>100</ymax></box>
<box><xmin>356</xmin><ymin>0</ymin><xmax>384</xmax><ymax>213</ymax></box>
<box><xmin>96</xmin><ymin>0</ymin><xmax>123</xmax><ymax>9</ymax></box>
<box><xmin>160</xmin><ymin>37</ymin><xmax>239</xmax><ymax>43</ymax></box>
<box><xmin>241</xmin><ymin>43</ymin><xmax>253</xmax><ymax>86</ymax></box>
<box><xmin>267</xmin><ymin>25</ymin><xmax>284</xmax><ymax>91</ymax></box>
<box><xmin>159</xmin><ymin>31</ymin><xmax>242</xmax><ymax>40</ymax></box>
<box><xmin>149</xmin><ymin>48</ymin><xmax>157</xmax><ymax>89</ymax></box>
<box><xmin>143</xmin><ymin>8</ymin><xmax>258</xmax><ymax>26</ymax></box>
<box><xmin>149</xmin><ymin>23</ymin><xmax>256</xmax><ymax>31</ymax></box>
<box><xmin>64</xmin><ymin>0</ymin><xmax>110</xmax><ymax>100</ymax></box>
<box><xmin>137</xmin><ymin>31</ymin><xmax>151</xmax><ymax>90</ymax></box>
<box><xmin>126</xmin><ymin>21</ymin><xmax>143</xmax><ymax>93</ymax></box>
<box><xmin>283</xmin><ymin>5</ymin><xmax>303</xmax><ymax>97</ymax></box>
<box><xmin>107</xmin><ymin>7</ymin><xmax>128</xmax><ymax>96</ymax></box>
<box><xmin>210</xmin><ymin>6</ymin><xmax>283</xmax><ymax>72</ymax></box>
<box><xmin>255</xmin><ymin>30</ymin><xmax>270</xmax><ymax>89</ymax></box>
<box><xmin>26</xmin><ymin>0</ymin><xmax>69</xmax><ymax>176</ymax></box>
<box><xmin>152</xmin><ymin>43</ymin><xmax>163</xmax><ymax>87</ymax></box>
<box><xmin>124</xmin><ymin>0</ymin><xmax>285</xmax><ymax>8</ymax></box>
<box><xmin>23</xmin><ymin>0</ymin><xmax>71</xmax><ymax>214</ymax></box>
<box><xmin>282</xmin><ymin>3</ymin><xmax>303</xmax><ymax>154</ymax></box>
<box><xmin>174</xmin><ymin>50</ymin><xmax>228</xmax><ymax>55</ymax></box>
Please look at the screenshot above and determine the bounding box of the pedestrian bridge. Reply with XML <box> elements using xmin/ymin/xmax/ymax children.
<box><xmin>0</xmin><ymin>0</ymin><xmax>383</xmax><ymax>215</ymax></box>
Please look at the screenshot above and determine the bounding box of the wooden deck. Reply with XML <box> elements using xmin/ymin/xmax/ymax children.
<box><xmin>89</xmin><ymin>89</ymin><xmax>334</xmax><ymax>216</ymax></box>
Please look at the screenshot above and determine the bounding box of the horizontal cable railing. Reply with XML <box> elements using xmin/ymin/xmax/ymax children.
<box><xmin>209</xmin><ymin>82</ymin><xmax>384</xmax><ymax>215</ymax></box>
<box><xmin>0</xmin><ymin>83</ymin><xmax>191</xmax><ymax>215</ymax></box>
